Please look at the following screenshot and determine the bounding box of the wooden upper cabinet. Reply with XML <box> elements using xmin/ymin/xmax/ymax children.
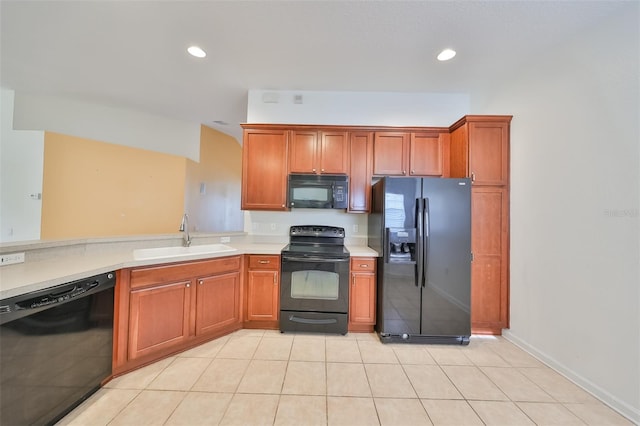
<box><xmin>449</xmin><ymin>116</ymin><xmax>512</xmax><ymax>185</ymax></box>
<box><xmin>374</xmin><ymin>131</ymin><xmax>445</xmax><ymax>177</ymax></box>
<box><xmin>348</xmin><ymin>132</ymin><xmax>373</xmax><ymax>213</ymax></box>
<box><xmin>409</xmin><ymin>132</ymin><xmax>444</xmax><ymax>176</ymax></box>
<box><xmin>241</xmin><ymin>128</ymin><xmax>288</xmax><ymax>210</ymax></box>
<box><xmin>373</xmin><ymin>132</ymin><xmax>409</xmax><ymax>176</ymax></box>
<box><xmin>289</xmin><ymin>130</ymin><xmax>348</xmax><ymax>174</ymax></box>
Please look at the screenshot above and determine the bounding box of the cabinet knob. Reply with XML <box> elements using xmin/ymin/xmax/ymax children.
<box><xmin>321</xmin><ymin>168</ymin><xmax>325</xmax><ymax>172</ymax></box>
<box><xmin>411</xmin><ymin>170</ymin><xmax>415</xmax><ymax>175</ymax></box>
<box><xmin>403</xmin><ymin>170</ymin><xmax>406</xmax><ymax>175</ymax></box>
<box><xmin>312</xmin><ymin>168</ymin><xmax>316</xmax><ymax>172</ymax></box>
<box><xmin>186</xmin><ymin>283</ymin><xmax>190</xmax><ymax>288</ymax></box>
<box><xmin>198</xmin><ymin>280</ymin><xmax>203</xmax><ymax>285</ymax></box>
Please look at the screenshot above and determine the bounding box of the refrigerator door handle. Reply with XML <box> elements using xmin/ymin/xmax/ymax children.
<box><xmin>415</xmin><ymin>198</ymin><xmax>424</xmax><ymax>287</ymax></box>
<box><xmin>423</xmin><ymin>197</ymin><xmax>430</xmax><ymax>288</ymax></box>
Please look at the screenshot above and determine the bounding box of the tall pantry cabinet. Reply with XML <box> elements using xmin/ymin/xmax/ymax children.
<box><xmin>449</xmin><ymin>115</ymin><xmax>512</xmax><ymax>334</ymax></box>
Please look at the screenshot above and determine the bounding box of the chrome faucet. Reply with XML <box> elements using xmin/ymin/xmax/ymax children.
<box><xmin>179</xmin><ymin>213</ymin><xmax>191</xmax><ymax>247</ymax></box>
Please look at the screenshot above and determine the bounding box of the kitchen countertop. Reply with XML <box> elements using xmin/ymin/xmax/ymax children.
<box><xmin>0</xmin><ymin>239</ymin><xmax>378</xmax><ymax>300</ymax></box>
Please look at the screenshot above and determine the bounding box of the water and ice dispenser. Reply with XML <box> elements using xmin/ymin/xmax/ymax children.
<box><xmin>385</xmin><ymin>228</ymin><xmax>416</xmax><ymax>263</ymax></box>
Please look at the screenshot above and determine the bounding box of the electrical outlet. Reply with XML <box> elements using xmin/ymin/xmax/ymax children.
<box><xmin>1</xmin><ymin>252</ymin><xmax>25</xmax><ymax>266</ymax></box>
<box><xmin>352</xmin><ymin>224</ymin><xmax>359</xmax><ymax>234</ymax></box>
<box><xmin>220</xmin><ymin>236</ymin><xmax>231</xmax><ymax>243</ymax></box>
<box><xmin>270</xmin><ymin>223</ymin><xmax>276</xmax><ymax>231</ymax></box>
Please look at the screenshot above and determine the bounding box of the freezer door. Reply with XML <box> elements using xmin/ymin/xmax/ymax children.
<box><xmin>377</xmin><ymin>261</ymin><xmax>421</xmax><ymax>336</ymax></box>
<box><xmin>377</xmin><ymin>177</ymin><xmax>422</xmax><ymax>336</ymax></box>
<box><xmin>420</xmin><ymin>178</ymin><xmax>472</xmax><ymax>337</ymax></box>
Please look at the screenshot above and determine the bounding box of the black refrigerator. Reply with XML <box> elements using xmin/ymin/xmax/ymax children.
<box><xmin>368</xmin><ymin>177</ymin><xmax>472</xmax><ymax>345</ymax></box>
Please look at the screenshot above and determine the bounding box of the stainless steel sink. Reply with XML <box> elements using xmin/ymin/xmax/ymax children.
<box><xmin>133</xmin><ymin>243</ymin><xmax>237</xmax><ymax>260</ymax></box>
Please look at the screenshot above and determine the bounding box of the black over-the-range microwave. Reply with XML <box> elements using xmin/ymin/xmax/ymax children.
<box><xmin>287</xmin><ymin>173</ymin><xmax>349</xmax><ymax>209</ymax></box>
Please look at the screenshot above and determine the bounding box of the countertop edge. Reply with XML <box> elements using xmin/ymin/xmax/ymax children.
<box><xmin>0</xmin><ymin>243</ymin><xmax>379</xmax><ymax>300</ymax></box>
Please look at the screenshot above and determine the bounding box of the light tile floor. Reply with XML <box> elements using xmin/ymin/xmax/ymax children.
<box><xmin>58</xmin><ymin>330</ymin><xmax>633</xmax><ymax>426</ymax></box>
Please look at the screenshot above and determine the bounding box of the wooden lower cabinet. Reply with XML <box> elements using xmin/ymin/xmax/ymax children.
<box><xmin>195</xmin><ymin>272</ymin><xmax>241</xmax><ymax>336</ymax></box>
<box><xmin>471</xmin><ymin>186</ymin><xmax>509</xmax><ymax>334</ymax></box>
<box><xmin>115</xmin><ymin>256</ymin><xmax>242</xmax><ymax>372</ymax></box>
<box><xmin>128</xmin><ymin>280</ymin><xmax>191</xmax><ymax>360</ymax></box>
<box><xmin>348</xmin><ymin>257</ymin><xmax>376</xmax><ymax>332</ymax></box>
<box><xmin>244</xmin><ymin>255</ymin><xmax>280</xmax><ymax>329</ymax></box>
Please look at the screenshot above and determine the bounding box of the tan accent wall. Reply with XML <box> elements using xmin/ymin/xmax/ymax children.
<box><xmin>41</xmin><ymin>132</ymin><xmax>186</xmax><ymax>239</ymax></box>
<box><xmin>185</xmin><ymin>125</ymin><xmax>243</xmax><ymax>232</ymax></box>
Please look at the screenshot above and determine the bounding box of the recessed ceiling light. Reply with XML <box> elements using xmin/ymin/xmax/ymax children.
<box><xmin>437</xmin><ymin>48</ymin><xmax>456</xmax><ymax>61</ymax></box>
<box><xmin>187</xmin><ymin>46</ymin><xmax>206</xmax><ymax>58</ymax></box>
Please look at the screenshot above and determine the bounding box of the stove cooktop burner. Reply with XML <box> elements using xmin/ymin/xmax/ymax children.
<box><xmin>281</xmin><ymin>243</ymin><xmax>350</xmax><ymax>259</ymax></box>
<box><xmin>281</xmin><ymin>225</ymin><xmax>349</xmax><ymax>260</ymax></box>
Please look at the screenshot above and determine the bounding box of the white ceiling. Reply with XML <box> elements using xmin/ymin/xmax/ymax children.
<box><xmin>0</xmin><ymin>1</ymin><xmax>631</xmax><ymax>142</ymax></box>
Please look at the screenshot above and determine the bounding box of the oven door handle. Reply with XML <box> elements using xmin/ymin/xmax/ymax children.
<box><xmin>283</xmin><ymin>256</ymin><xmax>349</xmax><ymax>263</ymax></box>
<box><xmin>288</xmin><ymin>314</ymin><xmax>338</xmax><ymax>325</ymax></box>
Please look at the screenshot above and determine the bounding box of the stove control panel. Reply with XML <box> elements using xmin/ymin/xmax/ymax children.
<box><xmin>289</xmin><ymin>225</ymin><xmax>345</xmax><ymax>238</ymax></box>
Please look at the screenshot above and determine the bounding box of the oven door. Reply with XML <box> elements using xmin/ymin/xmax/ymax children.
<box><xmin>280</xmin><ymin>255</ymin><xmax>350</xmax><ymax>313</ymax></box>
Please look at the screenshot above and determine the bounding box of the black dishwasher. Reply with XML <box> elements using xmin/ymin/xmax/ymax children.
<box><xmin>0</xmin><ymin>271</ymin><xmax>115</xmax><ymax>426</ymax></box>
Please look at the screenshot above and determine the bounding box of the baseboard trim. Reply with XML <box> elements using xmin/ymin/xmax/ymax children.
<box><xmin>502</xmin><ymin>329</ymin><xmax>639</xmax><ymax>424</ymax></box>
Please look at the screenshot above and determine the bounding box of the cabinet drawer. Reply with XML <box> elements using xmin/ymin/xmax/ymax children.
<box><xmin>350</xmin><ymin>257</ymin><xmax>376</xmax><ymax>272</ymax></box>
<box><xmin>249</xmin><ymin>255</ymin><xmax>280</xmax><ymax>270</ymax></box>
<box><xmin>130</xmin><ymin>256</ymin><xmax>241</xmax><ymax>289</ymax></box>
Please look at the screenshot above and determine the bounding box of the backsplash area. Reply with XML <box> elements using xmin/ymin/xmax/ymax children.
<box><xmin>245</xmin><ymin>210</ymin><xmax>367</xmax><ymax>243</ymax></box>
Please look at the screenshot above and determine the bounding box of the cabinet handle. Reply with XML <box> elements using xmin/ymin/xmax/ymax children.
<box><xmin>274</xmin><ymin>275</ymin><xmax>277</xmax><ymax>285</ymax></box>
<box><xmin>403</xmin><ymin>170</ymin><xmax>406</xmax><ymax>175</ymax></box>
<box><xmin>259</xmin><ymin>260</ymin><xmax>270</xmax><ymax>264</ymax></box>
<box><xmin>471</xmin><ymin>172</ymin><xmax>476</xmax><ymax>182</ymax></box>
<box><xmin>359</xmin><ymin>264</ymin><xmax>369</xmax><ymax>268</ymax></box>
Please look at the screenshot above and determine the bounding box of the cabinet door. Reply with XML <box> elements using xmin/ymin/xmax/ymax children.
<box><xmin>246</xmin><ymin>270</ymin><xmax>279</xmax><ymax>321</ymax></box>
<box><xmin>471</xmin><ymin>187</ymin><xmax>509</xmax><ymax>334</ymax></box>
<box><xmin>373</xmin><ymin>132</ymin><xmax>409</xmax><ymax>175</ymax></box>
<box><xmin>289</xmin><ymin>130</ymin><xmax>318</xmax><ymax>173</ymax></box>
<box><xmin>348</xmin><ymin>132</ymin><xmax>373</xmax><ymax>212</ymax></box>
<box><xmin>319</xmin><ymin>131</ymin><xmax>349</xmax><ymax>174</ymax></box>
<box><xmin>195</xmin><ymin>271</ymin><xmax>241</xmax><ymax>336</ymax></box>
<box><xmin>128</xmin><ymin>280</ymin><xmax>191</xmax><ymax>360</ymax></box>
<box><xmin>409</xmin><ymin>132</ymin><xmax>443</xmax><ymax>176</ymax></box>
<box><xmin>349</xmin><ymin>272</ymin><xmax>376</xmax><ymax>324</ymax></box>
<box><xmin>468</xmin><ymin>122</ymin><xmax>509</xmax><ymax>185</ymax></box>
<box><xmin>242</xmin><ymin>129</ymin><xmax>288</xmax><ymax>210</ymax></box>
<box><xmin>349</xmin><ymin>257</ymin><xmax>376</xmax><ymax>330</ymax></box>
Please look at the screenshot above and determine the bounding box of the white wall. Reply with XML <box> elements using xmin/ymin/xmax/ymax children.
<box><xmin>0</xmin><ymin>88</ymin><xmax>44</xmax><ymax>243</ymax></box>
<box><xmin>12</xmin><ymin>92</ymin><xmax>202</xmax><ymax>162</ymax></box>
<box><xmin>246</xmin><ymin>210</ymin><xmax>367</xmax><ymax>245</ymax></box>
<box><xmin>473</xmin><ymin>6</ymin><xmax>639</xmax><ymax>422</ymax></box>
<box><xmin>247</xmin><ymin>90</ymin><xmax>469</xmax><ymax>127</ymax></box>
